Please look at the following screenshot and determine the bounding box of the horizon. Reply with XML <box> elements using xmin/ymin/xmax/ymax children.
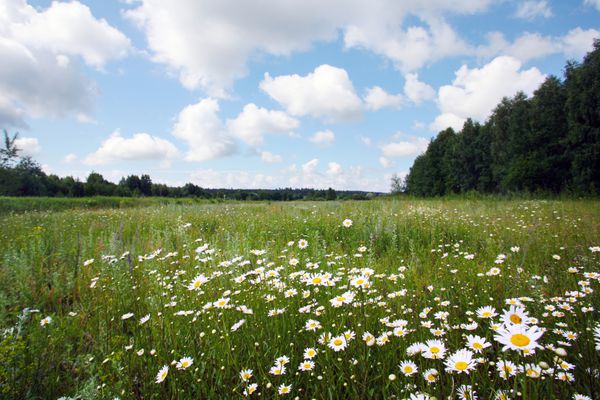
<box><xmin>1</xmin><ymin>0</ymin><xmax>599</xmax><ymax>192</ymax></box>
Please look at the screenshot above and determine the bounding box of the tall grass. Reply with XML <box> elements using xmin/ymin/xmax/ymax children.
<box><xmin>0</xmin><ymin>199</ymin><xmax>598</xmax><ymax>399</ymax></box>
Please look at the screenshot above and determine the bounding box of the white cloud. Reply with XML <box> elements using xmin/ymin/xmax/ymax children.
<box><xmin>302</xmin><ymin>158</ymin><xmax>320</xmax><ymax>174</ymax></box>
<box><xmin>381</xmin><ymin>137</ymin><xmax>430</xmax><ymax>157</ymax></box>
<box><xmin>171</xmin><ymin>98</ymin><xmax>237</xmax><ymax>161</ymax></box>
<box><xmin>515</xmin><ymin>1</ymin><xmax>552</xmax><ymax>19</ymax></box>
<box><xmin>14</xmin><ymin>136</ymin><xmax>40</xmax><ymax>157</ymax></box>
<box><xmin>326</xmin><ymin>162</ymin><xmax>342</xmax><ymax>176</ymax></box>
<box><xmin>431</xmin><ymin>56</ymin><xmax>546</xmax><ymax>131</ymax></box>
<box><xmin>584</xmin><ymin>0</ymin><xmax>600</xmax><ymax>11</ymax></box>
<box><xmin>0</xmin><ymin>0</ymin><xmax>130</xmax><ymax>127</ymax></box>
<box><xmin>226</xmin><ymin>103</ymin><xmax>299</xmax><ymax>146</ymax></box>
<box><xmin>364</xmin><ymin>86</ymin><xmax>403</xmax><ymax>110</ymax></box>
<box><xmin>63</xmin><ymin>153</ymin><xmax>77</xmax><ymax>163</ymax></box>
<box><xmin>477</xmin><ymin>28</ymin><xmax>600</xmax><ymax>63</ymax></box>
<box><xmin>260</xmin><ymin>64</ymin><xmax>362</xmax><ymax>122</ymax></box>
<box><xmin>84</xmin><ymin>130</ymin><xmax>179</xmax><ymax>165</ymax></box>
<box><xmin>260</xmin><ymin>151</ymin><xmax>282</xmax><ymax>163</ymax></box>
<box><xmin>125</xmin><ymin>1</ymin><xmax>493</xmax><ymax>94</ymax></box>
<box><xmin>190</xmin><ymin>169</ymin><xmax>276</xmax><ymax>189</ymax></box>
<box><xmin>403</xmin><ymin>73</ymin><xmax>435</xmax><ymax>104</ymax></box>
<box><xmin>379</xmin><ymin>156</ymin><xmax>394</xmax><ymax>168</ymax></box>
<box><xmin>309</xmin><ymin>130</ymin><xmax>335</xmax><ymax>145</ymax></box>
<box><xmin>360</xmin><ymin>136</ymin><xmax>372</xmax><ymax>146</ymax></box>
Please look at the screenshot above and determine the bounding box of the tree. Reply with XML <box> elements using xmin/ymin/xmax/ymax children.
<box><xmin>1</xmin><ymin>130</ymin><xmax>20</xmax><ymax>168</ymax></box>
<box><xmin>390</xmin><ymin>173</ymin><xmax>406</xmax><ymax>194</ymax></box>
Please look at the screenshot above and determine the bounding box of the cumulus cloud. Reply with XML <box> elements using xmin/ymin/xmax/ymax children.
<box><xmin>478</xmin><ymin>28</ymin><xmax>600</xmax><ymax>63</ymax></box>
<box><xmin>226</xmin><ymin>103</ymin><xmax>299</xmax><ymax>146</ymax></box>
<box><xmin>0</xmin><ymin>0</ymin><xmax>130</xmax><ymax>126</ymax></box>
<box><xmin>171</xmin><ymin>98</ymin><xmax>237</xmax><ymax>162</ymax></box>
<box><xmin>584</xmin><ymin>0</ymin><xmax>600</xmax><ymax>11</ymax></box>
<box><xmin>515</xmin><ymin>1</ymin><xmax>552</xmax><ymax>19</ymax></box>
<box><xmin>403</xmin><ymin>73</ymin><xmax>435</xmax><ymax>104</ymax></box>
<box><xmin>431</xmin><ymin>56</ymin><xmax>546</xmax><ymax>131</ymax></box>
<box><xmin>14</xmin><ymin>136</ymin><xmax>40</xmax><ymax>157</ymax></box>
<box><xmin>63</xmin><ymin>153</ymin><xmax>77</xmax><ymax>163</ymax></box>
<box><xmin>125</xmin><ymin>1</ymin><xmax>493</xmax><ymax>94</ymax></box>
<box><xmin>260</xmin><ymin>65</ymin><xmax>362</xmax><ymax>122</ymax></box>
<box><xmin>84</xmin><ymin>130</ymin><xmax>179</xmax><ymax>165</ymax></box>
<box><xmin>309</xmin><ymin>130</ymin><xmax>335</xmax><ymax>145</ymax></box>
<box><xmin>326</xmin><ymin>162</ymin><xmax>342</xmax><ymax>176</ymax></box>
<box><xmin>381</xmin><ymin>137</ymin><xmax>430</xmax><ymax>158</ymax></box>
<box><xmin>260</xmin><ymin>151</ymin><xmax>282</xmax><ymax>163</ymax></box>
<box><xmin>190</xmin><ymin>168</ymin><xmax>277</xmax><ymax>189</ymax></box>
<box><xmin>364</xmin><ymin>86</ymin><xmax>403</xmax><ymax>110</ymax></box>
<box><xmin>379</xmin><ymin>156</ymin><xmax>394</xmax><ymax>168</ymax></box>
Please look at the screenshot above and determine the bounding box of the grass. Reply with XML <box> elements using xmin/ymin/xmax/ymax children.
<box><xmin>0</xmin><ymin>198</ymin><xmax>599</xmax><ymax>399</ymax></box>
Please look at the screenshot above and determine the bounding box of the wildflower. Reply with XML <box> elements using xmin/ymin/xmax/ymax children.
<box><xmin>496</xmin><ymin>360</ymin><xmax>518</xmax><ymax>379</ymax></box>
<box><xmin>155</xmin><ymin>365</ymin><xmax>168</xmax><ymax>383</ymax></box>
<box><xmin>423</xmin><ymin>368</ymin><xmax>438</xmax><ymax>383</ymax></box>
<box><xmin>244</xmin><ymin>383</ymin><xmax>258</xmax><ymax>396</ymax></box>
<box><xmin>444</xmin><ymin>349</ymin><xmax>476</xmax><ymax>374</ymax></box>
<box><xmin>328</xmin><ymin>335</ymin><xmax>347</xmax><ymax>352</ymax></box>
<box><xmin>275</xmin><ymin>356</ymin><xmax>290</xmax><ymax>366</ymax></box>
<box><xmin>187</xmin><ymin>274</ymin><xmax>209</xmax><ymax>290</ymax></box>
<box><xmin>476</xmin><ymin>306</ymin><xmax>497</xmax><ymax>319</ymax></box>
<box><xmin>298</xmin><ymin>360</ymin><xmax>315</xmax><ymax>371</ymax></box>
<box><xmin>494</xmin><ymin>389</ymin><xmax>511</xmax><ymax>400</ymax></box>
<box><xmin>573</xmin><ymin>394</ymin><xmax>592</xmax><ymax>400</ymax></box>
<box><xmin>231</xmin><ymin>319</ymin><xmax>246</xmax><ymax>332</ymax></box>
<box><xmin>494</xmin><ymin>324</ymin><xmax>543</xmax><ymax>353</ymax></box>
<box><xmin>176</xmin><ymin>357</ymin><xmax>193</xmax><ymax>370</ymax></box>
<box><xmin>501</xmin><ymin>305</ymin><xmax>529</xmax><ymax>326</ymax></box>
<box><xmin>521</xmin><ymin>363</ymin><xmax>541</xmax><ymax>378</ymax></box>
<box><xmin>121</xmin><ymin>313</ymin><xmax>134</xmax><ymax>320</ymax></box>
<box><xmin>278</xmin><ymin>384</ymin><xmax>291</xmax><ymax>395</ymax></box>
<box><xmin>466</xmin><ymin>335</ymin><xmax>491</xmax><ymax>353</ymax></box>
<box><xmin>350</xmin><ymin>275</ymin><xmax>370</xmax><ymax>289</ymax></box>
<box><xmin>305</xmin><ymin>319</ymin><xmax>321</xmax><ymax>331</ymax></box>
<box><xmin>410</xmin><ymin>394</ymin><xmax>431</xmax><ymax>400</ymax></box>
<box><xmin>342</xmin><ymin>219</ymin><xmax>353</xmax><ymax>228</ymax></box>
<box><xmin>298</xmin><ymin>239</ymin><xmax>308</xmax><ymax>249</ymax></box>
<box><xmin>240</xmin><ymin>369</ymin><xmax>253</xmax><ymax>381</ymax></box>
<box><xmin>139</xmin><ymin>314</ymin><xmax>150</xmax><ymax>325</ymax></box>
<box><xmin>214</xmin><ymin>297</ymin><xmax>230</xmax><ymax>308</ymax></box>
<box><xmin>422</xmin><ymin>339</ymin><xmax>446</xmax><ymax>359</ymax></box>
<box><xmin>269</xmin><ymin>365</ymin><xmax>286</xmax><ymax>375</ymax></box>
<box><xmin>556</xmin><ymin>371</ymin><xmax>574</xmax><ymax>382</ymax></box>
<box><xmin>362</xmin><ymin>332</ymin><xmax>375</xmax><ymax>346</ymax></box>
<box><xmin>40</xmin><ymin>316</ymin><xmax>52</xmax><ymax>327</ymax></box>
<box><xmin>399</xmin><ymin>360</ymin><xmax>418</xmax><ymax>376</ymax></box>
<box><xmin>304</xmin><ymin>348</ymin><xmax>317</xmax><ymax>359</ymax></box>
<box><xmin>457</xmin><ymin>385</ymin><xmax>477</xmax><ymax>400</ymax></box>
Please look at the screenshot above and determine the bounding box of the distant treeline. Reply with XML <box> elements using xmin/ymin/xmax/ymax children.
<box><xmin>0</xmin><ymin>160</ymin><xmax>377</xmax><ymax>201</ymax></box>
<box><xmin>405</xmin><ymin>40</ymin><xmax>600</xmax><ymax>196</ymax></box>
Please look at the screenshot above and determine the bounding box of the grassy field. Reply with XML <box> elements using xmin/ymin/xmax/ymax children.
<box><xmin>0</xmin><ymin>199</ymin><xmax>599</xmax><ymax>399</ymax></box>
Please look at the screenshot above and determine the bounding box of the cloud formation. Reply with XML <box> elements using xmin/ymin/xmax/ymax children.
<box><xmin>85</xmin><ymin>130</ymin><xmax>179</xmax><ymax>165</ymax></box>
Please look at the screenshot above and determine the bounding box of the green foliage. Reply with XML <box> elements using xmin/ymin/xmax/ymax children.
<box><xmin>404</xmin><ymin>42</ymin><xmax>600</xmax><ymax>196</ymax></box>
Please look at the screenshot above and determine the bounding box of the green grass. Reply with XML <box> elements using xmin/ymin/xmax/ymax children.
<box><xmin>0</xmin><ymin>199</ymin><xmax>599</xmax><ymax>399</ymax></box>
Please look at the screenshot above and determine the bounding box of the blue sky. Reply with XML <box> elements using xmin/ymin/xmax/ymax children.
<box><xmin>2</xmin><ymin>0</ymin><xmax>599</xmax><ymax>192</ymax></box>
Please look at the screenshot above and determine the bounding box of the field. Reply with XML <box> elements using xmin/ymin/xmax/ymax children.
<box><xmin>0</xmin><ymin>199</ymin><xmax>599</xmax><ymax>399</ymax></box>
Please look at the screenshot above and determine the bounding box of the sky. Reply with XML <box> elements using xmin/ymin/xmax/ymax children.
<box><xmin>1</xmin><ymin>0</ymin><xmax>599</xmax><ymax>192</ymax></box>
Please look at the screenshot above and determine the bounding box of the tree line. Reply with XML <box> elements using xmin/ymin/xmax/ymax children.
<box><xmin>0</xmin><ymin>138</ymin><xmax>375</xmax><ymax>201</ymax></box>
<box><xmin>403</xmin><ymin>40</ymin><xmax>600</xmax><ymax>196</ymax></box>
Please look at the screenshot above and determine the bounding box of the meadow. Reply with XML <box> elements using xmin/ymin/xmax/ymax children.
<box><xmin>0</xmin><ymin>198</ymin><xmax>598</xmax><ymax>399</ymax></box>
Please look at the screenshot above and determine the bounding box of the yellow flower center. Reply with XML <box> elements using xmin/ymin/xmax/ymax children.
<box><xmin>455</xmin><ymin>361</ymin><xmax>468</xmax><ymax>371</ymax></box>
<box><xmin>509</xmin><ymin>314</ymin><xmax>522</xmax><ymax>324</ymax></box>
<box><xmin>312</xmin><ymin>277</ymin><xmax>322</xmax><ymax>284</ymax></box>
<box><xmin>182</xmin><ymin>362</ymin><xmax>189</xmax><ymax>367</ymax></box>
<box><xmin>473</xmin><ymin>342</ymin><xmax>483</xmax><ymax>350</ymax></box>
<box><xmin>510</xmin><ymin>333</ymin><xmax>531</xmax><ymax>347</ymax></box>
<box><xmin>482</xmin><ymin>311</ymin><xmax>491</xmax><ymax>317</ymax></box>
<box><xmin>356</xmin><ymin>279</ymin><xmax>364</xmax><ymax>285</ymax></box>
<box><xmin>194</xmin><ymin>281</ymin><xmax>201</xmax><ymax>288</ymax></box>
<box><xmin>427</xmin><ymin>374</ymin><xmax>435</xmax><ymax>381</ymax></box>
<box><xmin>527</xmin><ymin>369</ymin><xmax>539</xmax><ymax>377</ymax></box>
<box><xmin>430</xmin><ymin>346</ymin><xmax>440</xmax><ymax>354</ymax></box>
<box><xmin>404</xmin><ymin>366</ymin><xmax>413</xmax><ymax>373</ymax></box>
<box><xmin>333</xmin><ymin>339</ymin><xmax>343</xmax><ymax>346</ymax></box>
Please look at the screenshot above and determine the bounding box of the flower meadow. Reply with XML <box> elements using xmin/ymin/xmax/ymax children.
<box><xmin>0</xmin><ymin>199</ymin><xmax>599</xmax><ymax>399</ymax></box>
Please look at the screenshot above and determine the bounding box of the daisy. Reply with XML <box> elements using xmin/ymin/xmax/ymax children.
<box><xmin>556</xmin><ymin>371</ymin><xmax>574</xmax><ymax>382</ymax></box>
<box><xmin>422</xmin><ymin>339</ymin><xmax>446</xmax><ymax>359</ymax></box>
<box><xmin>476</xmin><ymin>306</ymin><xmax>497</xmax><ymax>319</ymax></box>
<box><xmin>213</xmin><ymin>297</ymin><xmax>230</xmax><ymax>308</ymax></box>
<box><xmin>139</xmin><ymin>314</ymin><xmax>150</xmax><ymax>325</ymax></box>
<box><xmin>40</xmin><ymin>316</ymin><xmax>52</xmax><ymax>326</ymax></box>
<box><xmin>444</xmin><ymin>349</ymin><xmax>476</xmax><ymax>374</ymax></box>
<box><xmin>422</xmin><ymin>368</ymin><xmax>438</xmax><ymax>383</ymax></box>
<box><xmin>399</xmin><ymin>360</ymin><xmax>418</xmax><ymax>376</ymax></box>
<box><xmin>176</xmin><ymin>356</ymin><xmax>193</xmax><ymax>370</ymax></box>
<box><xmin>342</xmin><ymin>218</ymin><xmax>353</xmax><ymax>228</ymax></box>
<box><xmin>409</xmin><ymin>394</ymin><xmax>431</xmax><ymax>400</ymax></box>
<box><xmin>496</xmin><ymin>360</ymin><xmax>518</xmax><ymax>379</ymax></box>
<box><xmin>278</xmin><ymin>384</ymin><xmax>291</xmax><ymax>395</ymax></box>
<box><xmin>494</xmin><ymin>390</ymin><xmax>511</xmax><ymax>400</ymax></box>
<box><xmin>244</xmin><ymin>383</ymin><xmax>258</xmax><ymax>396</ymax></box>
<box><xmin>298</xmin><ymin>360</ymin><xmax>315</xmax><ymax>371</ymax></box>
<box><xmin>121</xmin><ymin>312</ymin><xmax>134</xmax><ymax>320</ymax></box>
<box><xmin>521</xmin><ymin>363</ymin><xmax>541</xmax><ymax>378</ymax></box>
<box><xmin>275</xmin><ymin>356</ymin><xmax>290</xmax><ymax>366</ymax></box>
<box><xmin>466</xmin><ymin>335</ymin><xmax>491</xmax><ymax>353</ymax></box>
<box><xmin>187</xmin><ymin>274</ymin><xmax>208</xmax><ymax>290</ymax></box>
<box><xmin>457</xmin><ymin>385</ymin><xmax>477</xmax><ymax>400</ymax></box>
<box><xmin>362</xmin><ymin>332</ymin><xmax>375</xmax><ymax>346</ymax></box>
<box><xmin>305</xmin><ymin>319</ymin><xmax>321</xmax><ymax>331</ymax></box>
<box><xmin>494</xmin><ymin>324</ymin><xmax>543</xmax><ymax>353</ymax></box>
<box><xmin>240</xmin><ymin>369</ymin><xmax>253</xmax><ymax>381</ymax></box>
<box><xmin>269</xmin><ymin>365</ymin><xmax>286</xmax><ymax>375</ymax></box>
<box><xmin>328</xmin><ymin>335</ymin><xmax>347</xmax><ymax>352</ymax></box>
<box><xmin>501</xmin><ymin>305</ymin><xmax>529</xmax><ymax>326</ymax></box>
<box><xmin>350</xmin><ymin>275</ymin><xmax>370</xmax><ymax>289</ymax></box>
<box><xmin>155</xmin><ymin>365</ymin><xmax>168</xmax><ymax>383</ymax></box>
<box><xmin>304</xmin><ymin>347</ymin><xmax>317</xmax><ymax>359</ymax></box>
<box><xmin>298</xmin><ymin>239</ymin><xmax>308</xmax><ymax>249</ymax></box>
